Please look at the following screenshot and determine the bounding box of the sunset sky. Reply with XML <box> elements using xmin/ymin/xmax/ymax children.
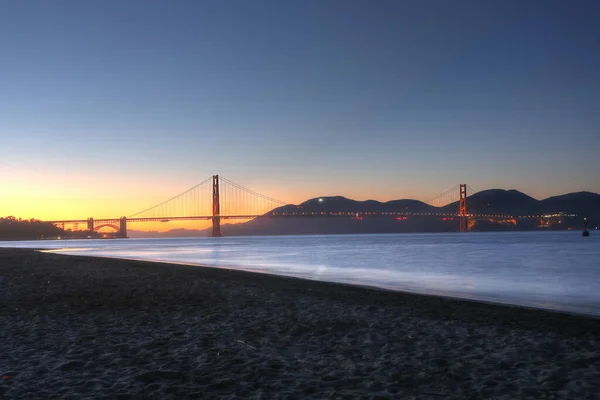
<box><xmin>1</xmin><ymin>0</ymin><xmax>599</xmax><ymax>230</ymax></box>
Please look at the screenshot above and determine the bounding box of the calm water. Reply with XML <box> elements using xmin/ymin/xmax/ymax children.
<box><xmin>2</xmin><ymin>232</ymin><xmax>599</xmax><ymax>316</ymax></box>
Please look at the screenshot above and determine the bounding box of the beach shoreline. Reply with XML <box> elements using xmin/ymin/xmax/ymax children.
<box><xmin>1</xmin><ymin>248</ymin><xmax>600</xmax><ymax>399</ymax></box>
<box><xmin>30</xmin><ymin>248</ymin><xmax>600</xmax><ymax>323</ymax></box>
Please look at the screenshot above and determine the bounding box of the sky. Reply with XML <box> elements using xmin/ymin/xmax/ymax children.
<box><xmin>1</xmin><ymin>0</ymin><xmax>599</xmax><ymax>228</ymax></box>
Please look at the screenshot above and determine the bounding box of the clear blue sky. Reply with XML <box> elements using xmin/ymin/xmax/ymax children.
<box><xmin>1</xmin><ymin>0</ymin><xmax>599</xmax><ymax>216</ymax></box>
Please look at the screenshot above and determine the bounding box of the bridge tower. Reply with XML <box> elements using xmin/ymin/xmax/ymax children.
<box><xmin>119</xmin><ymin>217</ymin><xmax>128</xmax><ymax>238</ymax></box>
<box><xmin>211</xmin><ymin>175</ymin><xmax>223</xmax><ymax>237</ymax></box>
<box><xmin>459</xmin><ymin>184</ymin><xmax>468</xmax><ymax>232</ymax></box>
<box><xmin>87</xmin><ymin>218</ymin><xmax>94</xmax><ymax>233</ymax></box>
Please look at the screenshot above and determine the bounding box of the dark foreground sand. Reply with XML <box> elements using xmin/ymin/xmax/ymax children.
<box><xmin>1</xmin><ymin>249</ymin><xmax>600</xmax><ymax>399</ymax></box>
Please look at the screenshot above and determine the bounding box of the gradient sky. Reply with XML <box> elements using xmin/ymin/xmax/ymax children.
<box><xmin>1</xmin><ymin>0</ymin><xmax>599</xmax><ymax>224</ymax></box>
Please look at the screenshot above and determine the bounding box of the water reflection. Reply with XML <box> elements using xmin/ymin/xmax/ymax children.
<box><xmin>1</xmin><ymin>232</ymin><xmax>598</xmax><ymax>316</ymax></box>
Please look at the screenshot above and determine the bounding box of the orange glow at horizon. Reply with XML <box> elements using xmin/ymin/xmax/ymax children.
<box><xmin>1</xmin><ymin>169</ymin><xmax>446</xmax><ymax>232</ymax></box>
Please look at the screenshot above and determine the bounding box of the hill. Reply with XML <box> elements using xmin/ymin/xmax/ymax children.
<box><xmin>126</xmin><ymin>189</ymin><xmax>599</xmax><ymax>237</ymax></box>
<box><xmin>443</xmin><ymin>189</ymin><xmax>541</xmax><ymax>216</ymax></box>
<box><xmin>271</xmin><ymin>196</ymin><xmax>437</xmax><ymax>214</ymax></box>
<box><xmin>0</xmin><ymin>217</ymin><xmax>92</xmax><ymax>240</ymax></box>
<box><xmin>540</xmin><ymin>192</ymin><xmax>600</xmax><ymax>215</ymax></box>
<box><xmin>227</xmin><ymin>189</ymin><xmax>597</xmax><ymax>236</ymax></box>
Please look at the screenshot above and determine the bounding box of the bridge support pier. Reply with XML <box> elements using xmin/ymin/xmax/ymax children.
<box><xmin>211</xmin><ymin>175</ymin><xmax>223</xmax><ymax>237</ymax></box>
<box><xmin>87</xmin><ymin>218</ymin><xmax>94</xmax><ymax>233</ymax></box>
<box><xmin>119</xmin><ymin>217</ymin><xmax>128</xmax><ymax>238</ymax></box>
<box><xmin>459</xmin><ymin>184</ymin><xmax>468</xmax><ymax>232</ymax></box>
<box><xmin>460</xmin><ymin>216</ymin><xmax>468</xmax><ymax>232</ymax></box>
<box><xmin>212</xmin><ymin>216</ymin><xmax>222</xmax><ymax>237</ymax></box>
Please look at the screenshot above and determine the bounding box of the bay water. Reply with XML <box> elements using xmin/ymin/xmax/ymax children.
<box><xmin>2</xmin><ymin>231</ymin><xmax>599</xmax><ymax>316</ymax></box>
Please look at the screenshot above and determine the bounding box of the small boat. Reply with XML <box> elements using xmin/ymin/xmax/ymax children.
<box><xmin>583</xmin><ymin>217</ymin><xmax>590</xmax><ymax>237</ymax></box>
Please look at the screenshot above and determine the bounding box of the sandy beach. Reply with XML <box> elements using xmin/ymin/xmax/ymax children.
<box><xmin>1</xmin><ymin>248</ymin><xmax>600</xmax><ymax>399</ymax></box>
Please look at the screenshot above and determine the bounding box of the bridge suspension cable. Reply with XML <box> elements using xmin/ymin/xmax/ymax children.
<box><xmin>129</xmin><ymin>177</ymin><xmax>213</xmax><ymax>218</ymax></box>
<box><xmin>425</xmin><ymin>185</ymin><xmax>461</xmax><ymax>207</ymax></box>
<box><xmin>128</xmin><ymin>175</ymin><xmax>289</xmax><ymax>219</ymax></box>
<box><xmin>219</xmin><ymin>176</ymin><xmax>288</xmax><ymax>216</ymax></box>
<box><xmin>424</xmin><ymin>184</ymin><xmax>477</xmax><ymax>208</ymax></box>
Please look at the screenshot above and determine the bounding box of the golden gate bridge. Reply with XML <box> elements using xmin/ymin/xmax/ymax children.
<box><xmin>45</xmin><ymin>175</ymin><xmax>539</xmax><ymax>238</ymax></box>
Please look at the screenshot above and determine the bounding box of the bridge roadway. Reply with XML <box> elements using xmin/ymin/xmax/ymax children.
<box><xmin>42</xmin><ymin>177</ymin><xmax>572</xmax><ymax>236</ymax></box>
<box><xmin>46</xmin><ymin>211</ymin><xmax>550</xmax><ymax>225</ymax></box>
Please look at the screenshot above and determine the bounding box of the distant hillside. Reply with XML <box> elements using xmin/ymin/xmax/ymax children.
<box><xmin>0</xmin><ymin>217</ymin><xmax>89</xmax><ymax>240</ymax></box>
<box><xmin>443</xmin><ymin>189</ymin><xmax>541</xmax><ymax>215</ymax></box>
<box><xmin>128</xmin><ymin>189</ymin><xmax>599</xmax><ymax>237</ymax></box>
<box><xmin>282</xmin><ymin>190</ymin><xmax>599</xmax><ymax>219</ymax></box>
<box><xmin>217</xmin><ymin>215</ymin><xmax>459</xmax><ymax>236</ymax></box>
<box><xmin>272</xmin><ymin>196</ymin><xmax>437</xmax><ymax>214</ymax></box>
<box><xmin>540</xmin><ymin>192</ymin><xmax>600</xmax><ymax>215</ymax></box>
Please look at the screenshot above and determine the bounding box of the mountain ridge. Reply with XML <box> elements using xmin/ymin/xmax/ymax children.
<box><xmin>280</xmin><ymin>189</ymin><xmax>599</xmax><ymax>216</ymax></box>
<box><xmin>128</xmin><ymin>189</ymin><xmax>599</xmax><ymax>237</ymax></box>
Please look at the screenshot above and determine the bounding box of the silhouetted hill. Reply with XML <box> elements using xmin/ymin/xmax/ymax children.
<box><xmin>0</xmin><ymin>217</ymin><xmax>67</xmax><ymax>240</ymax></box>
<box><xmin>540</xmin><ymin>192</ymin><xmax>600</xmax><ymax>215</ymax></box>
<box><xmin>443</xmin><ymin>189</ymin><xmax>541</xmax><ymax>215</ymax></box>
<box><xmin>235</xmin><ymin>189</ymin><xmax>597</xmax><ymax>236</ymax></box>
<box><xmin>220</xmin><ymin>215</ymin><xmax>457</xmax><ymax>236</ymax></box>
<box><xmin>125</xmin><ymin>189</ymin><xmax>599</xmax><ymax>237</ymax></box>
<box><xmin>271</xmin><ymin>196</ymin><xmax>437</xmax><ymax>214</ymax></box>
<box><xmin>384</xmin><ymin>200</ymin><xmax>438</xmax><ymax>213</ymax></box>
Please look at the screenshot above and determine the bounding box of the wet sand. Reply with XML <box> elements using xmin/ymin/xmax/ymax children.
<box><xmin>1</xmin><ymin>248</ymin><xmax>600</xmax><ymax>399</ymax></box>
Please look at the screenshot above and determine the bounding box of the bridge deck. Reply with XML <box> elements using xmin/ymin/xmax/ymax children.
<box><xmin>45</xmin><ymin>212</ymin><xmax>562</xmax><ymax>225</ymax></box>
